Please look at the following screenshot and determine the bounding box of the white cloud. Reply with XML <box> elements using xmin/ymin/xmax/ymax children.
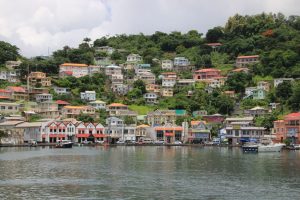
<box><xmin>0</xmin><ymin>0</ymin><xmax>299</xmax><ymax>57</ymax></box>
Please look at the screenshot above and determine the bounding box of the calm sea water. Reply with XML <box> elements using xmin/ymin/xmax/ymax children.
<box><xmin>0</xmin><ymin>146</ymin><xmax>300</xmax><ymax>200</ymax></box>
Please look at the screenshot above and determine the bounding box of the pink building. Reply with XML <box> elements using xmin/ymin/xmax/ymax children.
<box><xmin>193</xmin><ymin>68</ymin><xmax>221</xmax><ymax>80</ymax></box>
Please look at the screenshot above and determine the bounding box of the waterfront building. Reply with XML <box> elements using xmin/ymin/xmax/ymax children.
<box><xmin>136</xmin><ymin>124</ymin><xmax>151</xmax><ymax>141</ymax></box>
<box><xmin>0</xmin><ymin>121</ymin><xmax>24</xmax><ymax>144</ymax></box>
<box><xmin>28</xmin><ymin>72</ymin><xmax>51</xmax><ymax>87</ymax></box>
<box><xmin>16</xmin><ymin>122</ymin><xmax>47</xmax><ymax>143</ymax></box>
<box><xmin>273</xmin><ymin>112</ymin><xmax>300</xmax><ymax>144</ymax></box>
<box><xmin>236</xmin><ymin>55</ymin><xmax>259</xmax><ymax>68</ymax></box>
<box><xmin>188</xmin><ymin>121</ymin><xmax>211</xmax><ymax>144</ymax></box>
<box><xmin>105</xmin><ymin>117</ymin><xmax>136</xmax><ymax>142</ymax></box>
<box><xmin>154</xmin><ymin>123</ymin><xmax>183</xmax><ymax>144</ymax></box>
<box><xmin>75</xmin><ymin>122</ymin><xmax>105</xmax><ymax>143</ymax></box>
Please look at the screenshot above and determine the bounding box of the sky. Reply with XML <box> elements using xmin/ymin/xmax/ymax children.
<box><xmin>0</xmin><ymin>0</ymin><xmax>299</xmax><ymax>57</ymax></box>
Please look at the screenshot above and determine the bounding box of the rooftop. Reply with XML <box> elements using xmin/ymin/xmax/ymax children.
<box><xmin>60</xmin><ymin>63</ymin><xmax>88</xmax><ymax>67</ymax></box>
<box><xmin>237</xmin><ymin>55</ymin><xmax>259</xmax><ymax>59</ymax></box>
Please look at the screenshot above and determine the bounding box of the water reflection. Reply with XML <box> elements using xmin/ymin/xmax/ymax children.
<box><xmin>0</xmin><ymin>146</ymin><xmax>300</xmax><ymax>199</ymax></box>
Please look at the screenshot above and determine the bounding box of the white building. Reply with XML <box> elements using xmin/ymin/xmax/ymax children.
<box><xmin>143</xmin><ymin>93</ymin><xmax>158</xmax><ymax>104</ymax></box>
<box><xmin>245</xmin><ymin>87</ymin><xmax>257</xmax><ymax>96</ymax></box>
<box><xmin>95</xmin><ymin>46</ymin><xmax>115</xmax><ymax>55</ymax></box>
<box><xmin>127</xmin><ymin>54</ymin><xmax>142</xmax><ymax>63</ymax></box>
<box><xmin>35</xmin><ymin>93</ymin><xmax>53</xmax><ymax>103</ymax></box>
<box><xmin>89</xmin><ymin>100</ymin><xmax>106</xmax><ymax>110</ymax></box>
<box><xmin>174</xmin><ymin>57</ymin><xmax>190</xmax><ymax>66</ymax></box>
<box><xmin>105</xmin><ymin>65</ymin><xmax>122</xmax><ymax>76</ymax></box>
<box><xmin>162</xmin><ymin>78</ymin><xmax>176</xmax><ymax>87</ymax></box>
<box><xmin>161</xmin><ymin>60</ymin><xmax>173</xmax><ymax>70</ymax></box>
<box><xmin>80</xmin><ymin>91</ymin><xmax>96</xmax><ymax>101</ymax></box>
<box><xmin>0</xmin><ymin>70</ymin><xmax>19</xmax><ymax>83</ymax></box>
<box><xmin>0</xmin><ymin>102</ymin><xmax>20</xmax><ymax>114</ymax></box>
<box><xmin>274</xmin><ymin>78</ymin><xmax>294</xmax><ymax>88</ymax></box>
<box><xmin>59</xmin><ymin>63</ymin><xmax>101</xmax><ymax>78</ymax></box>
<box><xmin>53</xmin><ymin>87</ymin><xmax>71</xmax><ymax>95</ymax></box>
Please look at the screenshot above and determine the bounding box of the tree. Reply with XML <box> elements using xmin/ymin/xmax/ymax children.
<box><xmin>206</xmin><ymin>27</ymin><xmax>224</xmax><ymax>42</ymax></box>
<box><xmin>289</xmin><ymin>81</ymin><xmax>300</xmax><ymax>111</ymax></box>
<box><xmin>226</xmin><ymin>72</ymin><xmax>252</xmax><ymax>94</ymax></box>
<box><xmin>0</xmin><ymin>41</ymin><xmax>20</xmax><ymax>65</ymax></box>
<box><xmin>132</xmin><ymin>80</ymin><xmax>146</xmax><ymax>94</ymax></box>
<box><xmin>275</xmin><ymin>81</ymin><xmax>293</xmax><ymax>101</ymax></box>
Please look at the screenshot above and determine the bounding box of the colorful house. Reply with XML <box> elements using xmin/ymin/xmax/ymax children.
<box><xmin>154</xmin><ymin>123</ymin><xmax>183</xmax><ymax>144</ymax></box>
<box><xmin>193</xmin><ymin>68</ymin><xmax>221</xmax><ymax>80</ymax></box>
<box><xmin>188</xmin><ymin>121</ymin><xmax>211</xmax><ymax>144</ymax></box>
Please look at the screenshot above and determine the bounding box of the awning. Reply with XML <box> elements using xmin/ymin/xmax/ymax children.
<box><xmin>49</xmin><ymin>134</ymin><xmax>66</xmax><ymax>138</ymax></box>
<box><xmin>76</xmin><ymin>134</ymin><xmax>89</xmax><ymax>138</ymax></box>
<box><xmin>93</xmin><ymin>134</ymin><xmax>107</xmax><ymax>138</ymax></box>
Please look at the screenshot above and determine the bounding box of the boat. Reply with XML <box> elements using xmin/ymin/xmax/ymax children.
<box><xmin>242</xmin><ymin>142</ymin><xmax>258</xmax><ymax>153</ymax></box>
<box><xmin>55</xmin><ymin>140</ymin><xmax>73</xmax><ymax>148</ymax></box>
<box><xmin>258</xmin><ymin>143</ymin><xmax>284</xmax><ymax>152</ymax></box>
<box><xmin>287</xmin><ymin>144</ymin><xmax>300</xmax><ymax>150</ymax></box>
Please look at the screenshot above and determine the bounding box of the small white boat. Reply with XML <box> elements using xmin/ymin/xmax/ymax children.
<box><xmin>55</xmin><ymin>140</ymin><xmax>73</xmax><ymax>148</ymax></box>
<box><xmin>258</xmin><ymin>143</ymin><xmax>284</xmax><ymax>152</ymax></box>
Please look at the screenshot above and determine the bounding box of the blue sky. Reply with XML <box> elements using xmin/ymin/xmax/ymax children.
<box><xmin>0</xmin><ymin>0</ymin><xmax>298</xmax><ymax>57</ymax></box>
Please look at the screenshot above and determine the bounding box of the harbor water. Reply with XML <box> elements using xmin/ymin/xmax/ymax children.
<box><xmin>0</xmin><ymin>146</ymin><xmax>300</xmax><ymax>199</ymax></box>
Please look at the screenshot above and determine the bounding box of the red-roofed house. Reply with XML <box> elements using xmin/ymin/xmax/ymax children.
<box><xmin>0</xmin><ymin>89</ymin><xmax>12</xmax><ymax>99</ymax></box>
<box><xmin>193</xmin><ymin>68</ymin><xmax>221</xmax><ymax>81</ymax></box>
<box><xmin>236</xmin><ymin>55</ymin><xmax>259</xmax><ymax>68</ymax></box>
<box><xmin>6</xmin><ymin>86</ymin><xmax>28</xmax><ymax>101</ymax></box>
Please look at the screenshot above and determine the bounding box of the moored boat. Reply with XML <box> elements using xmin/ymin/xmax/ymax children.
<box><xmin>258</xmin><ymin>143</ymin><xmax>284</xmax><ymax>152</ymax></box>
<box><xmin>55</xmin><ymin>140</ymin><xmax>73</xmax><ymax>148</ymax></box>
<box><xmin>242</xmin><ymin>142</ymin><xmax>258</xmax><ymax>153</ymax></box>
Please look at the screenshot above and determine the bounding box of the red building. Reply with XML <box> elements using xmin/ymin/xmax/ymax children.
<box><xmin>273</xmin><ymin>113</ymin><xmax>300</xmax><ymax>144</ymax></box>
<box><xmin>193</xmin><ymin>68</ymin><xmax>221</xmax><ymax>80</ymax></box>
